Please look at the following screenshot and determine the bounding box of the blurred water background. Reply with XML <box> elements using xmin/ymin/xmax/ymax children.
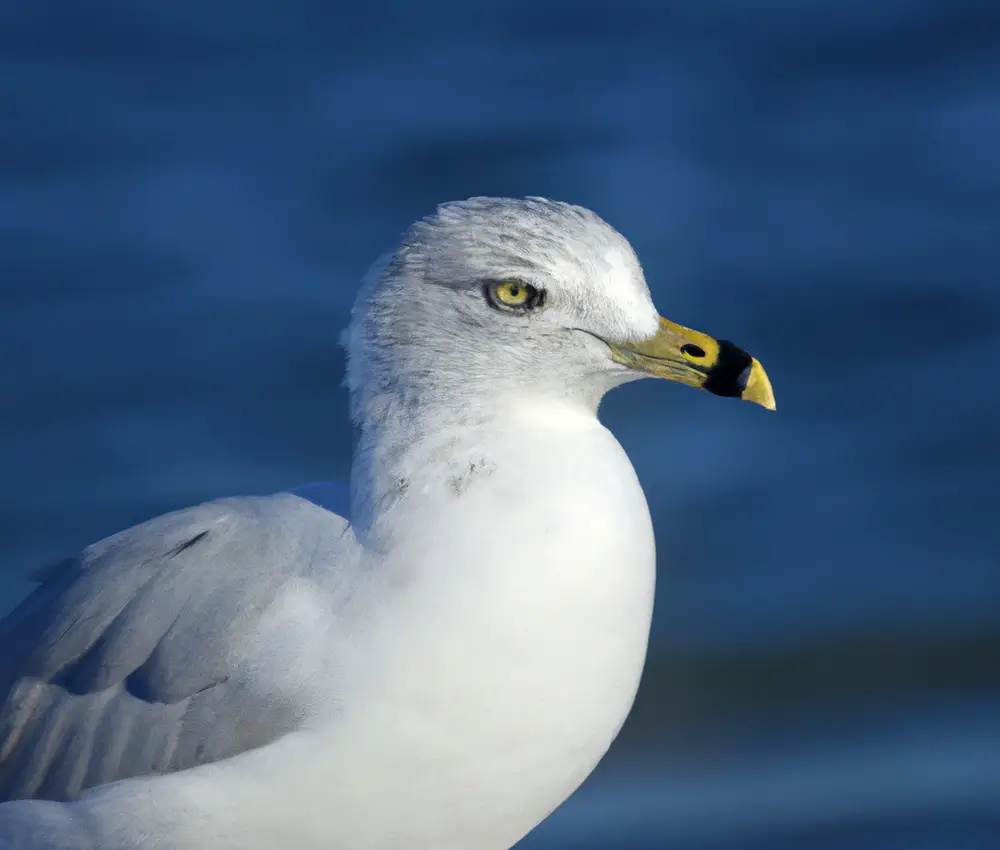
<box><xmin>1</xmin><ymin>2</ymin><xmax>999</xmax><ymax>847</ymax></box>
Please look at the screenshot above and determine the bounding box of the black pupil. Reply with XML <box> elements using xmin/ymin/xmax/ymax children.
<box><xmin>509</xmin><ymin>285</ymin><xmax>521</xmax><ymax>297</ymax></box>
<box><xmin>681</xmin><ymin>343</ymin><xmax>706</xmax><ymax>358</ymax></box>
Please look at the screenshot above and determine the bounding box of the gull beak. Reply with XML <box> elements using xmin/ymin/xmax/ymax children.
<box><xmin>609</xmin><ymin>316</ymin><xmax>776</xmax><ymax>411</ymax></box>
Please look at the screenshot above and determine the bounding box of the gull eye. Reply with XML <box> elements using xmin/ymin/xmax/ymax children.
<box><xmin>486</xmin><ymin>281</ymin><xmax>543</xmax><ymax>311</ymax></box>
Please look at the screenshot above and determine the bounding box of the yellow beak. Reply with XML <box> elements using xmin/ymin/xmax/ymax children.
<box><xmin>609</xmin><ymin>316</ymin><xmax>776</xmax><ymax>410</ymax></box>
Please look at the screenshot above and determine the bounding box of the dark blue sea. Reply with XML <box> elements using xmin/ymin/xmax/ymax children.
<box><xmin>1</xmin><ymin>2</ymin><xmax>999</xmax><ymax>847</ymax></box>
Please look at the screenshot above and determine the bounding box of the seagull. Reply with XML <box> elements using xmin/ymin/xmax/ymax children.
<box><xmin>0</xmin><ymin>197</ymin><xmax>774</xmax><ymax>849</ymax></box>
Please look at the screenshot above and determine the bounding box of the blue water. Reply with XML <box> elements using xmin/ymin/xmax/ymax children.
<box><xmin>1</xmin><ymin>2</ymin><xmax>999</xmax><ymax>847</ymax></box>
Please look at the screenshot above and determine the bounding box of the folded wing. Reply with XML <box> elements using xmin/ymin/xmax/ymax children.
<box><xmin>0</xmin><ymin>492</ymin><xmax>352</xmax><ymax>802</ymax></box>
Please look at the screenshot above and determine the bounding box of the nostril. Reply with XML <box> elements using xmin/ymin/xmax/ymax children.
<box><xmin>681</xmin><ymin>344</ymin><xmax>706</xmax><ymax>359</ymax></box>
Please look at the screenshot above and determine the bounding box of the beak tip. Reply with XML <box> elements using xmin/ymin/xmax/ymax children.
<box><xmin>741</xmin><ymin>359</ymin><xmax>776</xmax><ymax>411</ymax></box>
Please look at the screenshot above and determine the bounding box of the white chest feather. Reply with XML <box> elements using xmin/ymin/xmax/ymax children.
<box><xmin>320</xmin><ymin>414</ymin><xmax>657</xmax><ymax>849</ymax></box>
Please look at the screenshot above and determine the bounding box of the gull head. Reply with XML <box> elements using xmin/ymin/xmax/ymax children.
<box><xmin>344</xmin><ymin>197</ymin><xmax>774</xmax><ymax>426</ymax></box>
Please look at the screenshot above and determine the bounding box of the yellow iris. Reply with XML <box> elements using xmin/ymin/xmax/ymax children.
<box><xmin>493</xmin><ymin>281</ymin><xmax>533</xmax><ymax>307</ymax></box>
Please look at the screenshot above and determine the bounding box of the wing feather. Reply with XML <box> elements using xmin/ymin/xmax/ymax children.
<box><xmin>0</xmin><ymin>492</ymin><xmax>351</xmax><ymax>802</ymax></box>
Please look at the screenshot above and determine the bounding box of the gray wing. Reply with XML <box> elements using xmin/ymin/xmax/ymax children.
<box><xmin>0</xmin><ymin>492</ymin><xmax>352</xmax><ymax>803</ymax></box>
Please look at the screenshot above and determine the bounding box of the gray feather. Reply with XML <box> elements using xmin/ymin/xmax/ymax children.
<box><xmin>0</xmin><ymin>492</ymin><xmax>351</xmax><ymax>802</ymax></box>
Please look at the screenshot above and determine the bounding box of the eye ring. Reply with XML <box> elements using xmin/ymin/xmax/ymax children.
<box><xmin>484</xmin><ymin>280</ymin><xmax>544</xmax><ymax>312</ymax></box>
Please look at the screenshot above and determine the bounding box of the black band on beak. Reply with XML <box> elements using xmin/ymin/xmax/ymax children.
<box><xmin>703</xmin><ymin>340</ymin><xmax>754</xmax><ymax>398</ymax></box>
